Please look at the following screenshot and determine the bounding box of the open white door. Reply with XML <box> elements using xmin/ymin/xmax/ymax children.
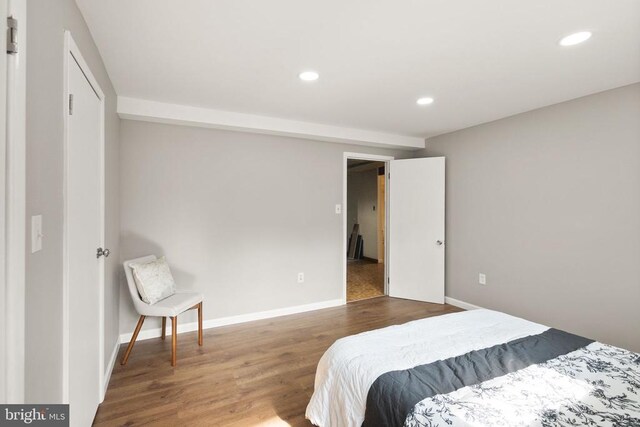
<box><xmin>388</xmin><ymin>157</ymin><xmax>445</xmax><ymax>303</ymax></box>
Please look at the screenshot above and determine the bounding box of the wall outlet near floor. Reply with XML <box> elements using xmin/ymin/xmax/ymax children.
<box><xmin>297</xmin><ymin>272</ymin><xmax>305</xmax><ymax>283</ymax></box>
<box><xmin>478</xmin><ymin>273</ymin><xmax>487</xmax><ymax>285</ymax></box>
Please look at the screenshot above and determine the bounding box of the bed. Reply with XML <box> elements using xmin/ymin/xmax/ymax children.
<box><xmin>305</xmin><ymin>309</ymin><xmax>640</xmax><ymax>427</ymax></box>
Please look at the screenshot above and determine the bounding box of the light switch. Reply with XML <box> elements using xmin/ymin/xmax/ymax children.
<box><xmin>478</xmin><ymin>273</ymin><xmax>486</xmax><ymax>285</ymax></box>
<box><xmin>31</xmin><ymin>215</ymin><xmax>43</xmax><ymax>253</ymax></box>
<box><xmin>335</xmin><ymin>204</ymin><xmax>342</xmax><ymax>214</ymax></box>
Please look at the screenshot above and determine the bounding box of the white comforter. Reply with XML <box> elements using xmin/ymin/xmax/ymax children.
<box><xmin>305</xmin><ymin>309</ymin><xmax>548</xmax><ymax>427</ymax></box>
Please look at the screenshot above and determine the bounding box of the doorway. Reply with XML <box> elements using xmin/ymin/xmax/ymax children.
<box><xmin>343</xmin><ymin>153</ymin><xmax>446</xmax><ymax>306</ymax></box>
<box><xmin>344</xmin><ymin>153</ymin><xmax>392</xmax><ymax>302</ymax></box>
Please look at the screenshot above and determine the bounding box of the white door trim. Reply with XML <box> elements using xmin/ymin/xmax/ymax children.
<box><xmin>3</xmin><ymin>0</ymin><xmax>26</xmax><ymax>403</ymax></box>
<box><xmin>62</xmin><ymin>31</ymin><xmax>107</xmax><ymax>403</ymax></box>
<box><xmin>342</xmin><ymin>152</ymin><xmax>394</xmax><ymax>303</ymax></box>
<box><xmin>1</xmin><ymin>0</ymin><xmax>10</xmax><ymax>404</ymax></box>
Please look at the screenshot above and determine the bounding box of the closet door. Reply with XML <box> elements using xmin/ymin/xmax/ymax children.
<box><xmin>67</xmin><ymin>47</ymin><xmax>104</xmax><ymax>426</ymax></box>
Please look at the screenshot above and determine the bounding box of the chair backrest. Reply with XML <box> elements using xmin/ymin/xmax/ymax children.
<box><xmin>123</xmin><ymin>255</ymin><xmax>157</xmax><ymax>314</ymax></box>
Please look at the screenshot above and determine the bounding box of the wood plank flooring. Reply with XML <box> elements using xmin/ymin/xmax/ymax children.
<box><xmin>94</xmin><ymin>297</ymin><xmax>462</xmax><ymax>426</ymax></box>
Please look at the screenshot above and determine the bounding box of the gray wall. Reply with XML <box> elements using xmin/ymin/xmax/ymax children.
<box><xmin>26</xmin><ymin>0</ymin><xmax>120</xmax><ymax>402</ymax></box>
<box><xmin>119</xmin><ymin>120</ymin><xmax>407</xmax><ymax>335</ymax></box>
<box><xmin>420</xmin><ymin>83</ymin><xmax>640</xmax><ymax>352</ymax></box>
<box><xmin>347</xmin><ymin>169</ymin><xmax>379</xmax><ymax>259</ymax></box>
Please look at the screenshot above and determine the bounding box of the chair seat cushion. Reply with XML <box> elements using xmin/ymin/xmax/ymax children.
<box><xmin>129</xmin><ymin>257</ymin><xmax>176</xmax><ymax>304</ymax></box>
<box><xmin>137</xmin><ymin>291</ymin><xmax>204</xmax><ymax>317</ymax></box>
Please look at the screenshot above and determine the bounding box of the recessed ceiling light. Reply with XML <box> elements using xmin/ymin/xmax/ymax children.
<box><xmin>416</xmin><ymin>97</ymin><xmax>434</xmax><ymax>106</ymax></box>
<box><xmin>559</xmin><ymin>31</ymin><xmax>592</xmax><ymax>47</ymax></box>
<box><xmin>299</xmin><ymin>71</ymin><xmax>319</xmax><ymax>81</ymax></box>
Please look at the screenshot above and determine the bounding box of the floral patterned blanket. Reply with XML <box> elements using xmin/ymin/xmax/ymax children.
<box><xmin>407</xmin><ymin>342</ymin><xmax>640</xmax><ymax>427</ymax></box>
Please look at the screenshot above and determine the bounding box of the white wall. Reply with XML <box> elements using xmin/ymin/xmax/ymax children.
<box><xmin>347</xmin><ymin>169</ymin><xmax>379</xmax><ymax>259</ymax></box>
<box><xmin>119</xmin><ymin>120</ymin><xmax>407</xmax><ymax>335</ymax></box>
<box><xmin>419</xmin><ymin>83</ymin><xmax>640</xmax><ymax>352</ymax></box>
<box><xmin>26</xmin><ymin>0</ymin><xmax>120</xmax><ymax>402</ymax></box>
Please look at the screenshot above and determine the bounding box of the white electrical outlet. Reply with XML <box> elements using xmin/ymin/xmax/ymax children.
<box><xmin>335</xmin><ymin>204</ymin><xmax>342</xmax><ymax>214</ymax></box>
<box><xmin>297</xmin><ymin>272</ymin><xmax>305</xmax><ymax>283</ymax></box>
<box><xmin>479</xmin><ymin>273</ymin><xmax>486</xmax><ymax>285</ymax></box>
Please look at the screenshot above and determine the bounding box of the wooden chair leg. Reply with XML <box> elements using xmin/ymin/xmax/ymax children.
<box><xmin>171</xmin><ymin>316</ymin><xmax>177</xmax><ymax>366</ymax></box>
<box><xmin>198</xmin><ymin>302</ymin><xmax>203</xmax><ymax>346</ymax></box>
<box><xmin>121</xmin><ymin>315</ymin><xmax>145</xmax><ymax>365</ymax></box>
<box><xmin>161</xmin><ymin>317</ymin><xmax>166</xmax><ymax>340</ymax></box>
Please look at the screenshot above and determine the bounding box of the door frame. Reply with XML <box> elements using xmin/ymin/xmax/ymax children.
<box><xmin>62</xmin><ymin>31</ymin><xmax>107</xmax><ymax>403</ymax></box>
<box><xmin>342</xmin><ymin>152</ymin><xmax>394</xmax><ymax>302</ymax></box>
<box><xmin>2</xmin><ymin>0</ymin><xmax>26</xmax><ymax>403</ymax></box>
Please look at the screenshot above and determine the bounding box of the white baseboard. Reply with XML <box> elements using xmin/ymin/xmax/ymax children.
<box><xmin>101</xmin><ymin>340</ymin><xmax>119</xmax><ymax>402</ymax></box>
<box><xmin>445</xmin><ymin>296</ymin><xmax>483</xmax><ymax>311</ymax></box>
<box><xmin>119</xmin><ymin>298</ymin><xmax>345</xmax><ymax>344</ymax></box>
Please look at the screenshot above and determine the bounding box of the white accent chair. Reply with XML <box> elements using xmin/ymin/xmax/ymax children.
<box><xmin>122</xmin><ymin>255</ymin><xmax>204</xmax><ymax>366</ymax></box>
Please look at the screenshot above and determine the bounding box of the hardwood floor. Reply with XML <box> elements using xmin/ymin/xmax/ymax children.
<box><xmin>346</xmin><ymin>259</ymin><xmax>385</xmax><ymax>302</ymax></box>
<box><xmin>94</xmin><ymin>297</ymin><xmax>462</xmax><ymax>426</ymax></box>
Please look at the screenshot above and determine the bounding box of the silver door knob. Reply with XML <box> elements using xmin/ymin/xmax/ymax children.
<box><xmin>97</xmin><ymin>247</ymin><xmax>110</xmax><ymax>258</ymax></box>
<box><xmin>436</xmin><ymin>240</ymin><xmax>444</xmax><ymax>246</ymax></box>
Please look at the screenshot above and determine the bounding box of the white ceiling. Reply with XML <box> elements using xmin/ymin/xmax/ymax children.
<box><xmin>76</xmin><ymin>0</ymin><xmax>640</xmax><ymax>139</ymax></box>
